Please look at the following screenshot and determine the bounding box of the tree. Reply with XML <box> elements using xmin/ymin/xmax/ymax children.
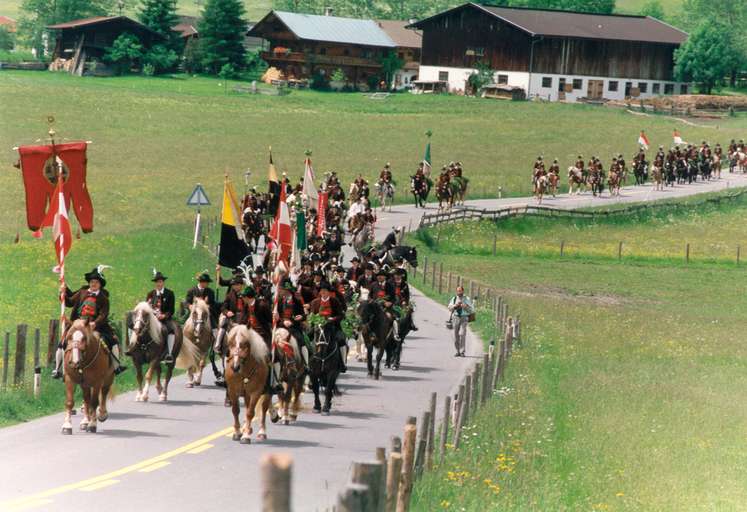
<box><xmin>639</xmin><ymin>0</ymin><xmax>665</xmax><ymax>20</ymax></box>
<box><xmin>104</xmin><ymin>32</ymin><xmax>143</xmax><ymax>74</ymax></box>
<box><xmin>142</xmin><ymin>44</ymin><xmax>178</xmax><ymax>73</ymax></box>
<box><xmin>199</xmin><ymin>0</ymin><xmax>247</xmax><ymax>74</ymax></box>
<box><xmin>466</xmin><ymin>61</ymin><xmax>494</xmax><ymax>95</ymax></box>
<box><xmin>380</xmin><ymin>50</ymin><xmax>403</xmax><ymax>89</ymax></box>
<box><xmin>182</xmin><ymin>37</ymin><xmax>203</xmax><ymax>73</ymax></box>
<box><xmin>18</xmin><ymin>0</ymin><xmax>113</xmax><ymax>56</ymax></box>
<box><xmin>674</xmin><ymin>17</ymin><xmax>740</xmax><ymax>94</ymax></box>
<box><xmin>139</xmin><ymin>0</ymin><xmax>180</xmax><ymax>51</ymax></box>
<box><xmin>0</xmin><ymin>27</ymin><xmax>15</xmax><ymax>51</ymax></box>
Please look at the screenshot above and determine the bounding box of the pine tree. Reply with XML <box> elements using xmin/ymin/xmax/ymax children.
<box><xmin>199</xmin><ymin>0</ymin><xmax>247</xmax><ymax>74</ymax></box>
<box><xmin>139</xmin><ymin>0</ymin><xmax>180</xmax><ymax>51</ymax></box>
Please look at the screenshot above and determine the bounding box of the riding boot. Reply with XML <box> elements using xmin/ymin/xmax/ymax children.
<box><xmin>213</xmin><ymin>328</ymin><xmax>225</xmax><ymax>353</ymax></box>
<box><xmin>301</xmin><ymin>346</ymin><xmax>309</xmax><ymax>370</ymax></box>
<box><xmin>111</xmin><ymin>345</ymin><xmax>128</xmax><ymax>375</ymax></box>
<box><xmin>271</xmin><ymin>362</ymin><xmax>283</xmax><ymax>393</ymax></box>
<box><xmin>163</xmin><ymin>334</ymin><xmax>175</xmax><ymax>364</ymax></box>
<box><xmin>51</xmin><ymin>347</ymin><xmax>65</xmax><ymax>379</ymax></box>
<box><xmin>393</xmin><ymin>320</ymin><xmax>401</xmax><ymax>342</ymax></box>
<box><xmin>339</xmin><ymin>344</ymin><xmax>348</xmax><ymax>373</ymax></box>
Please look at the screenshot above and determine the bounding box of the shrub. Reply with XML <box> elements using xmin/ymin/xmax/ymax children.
<box><xmin>330</xmin><ymin>68</ymin><xmax>346</xmax><ymax>83</ymax></box>
<box><xmin>142</xmin><ymin>44</ymin><xmax>178</xmax><ymax>74</ymax></box>
<box><xmin>104</xmin><ymin>33</ymin><xmax>143</xmax><ymax>75</ymax></box>
<box><xmin>310</xmin><ymin>70</ymin><xmax>330</xmax><ymax>90</ymax></box>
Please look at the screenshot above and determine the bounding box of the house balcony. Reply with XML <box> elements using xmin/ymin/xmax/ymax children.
<box><xmin>261</xmin><ymin>51</ymin><xmax>382</xmax><ymax>69</ymax></box>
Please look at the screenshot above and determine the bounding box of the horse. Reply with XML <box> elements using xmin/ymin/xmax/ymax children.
<box><xmin>699</xmin><ymin>158</ymin><xmax>712</xmax><ymax>181</ymax></box>
<box><xmin>127</xmin><ymin>302</ymin><xmax>198</xmax><ymax>402</ymax></box>
<box><xmin>607</xmin><ymin>170</ymin><xmax>621</xmax><ymax>197</ymax></box>
<box><xmin>225</xmin><ymin>325</ymin><xmax>270</xmax><ymax>444</ymax></box>
<box><xmin>182</xmin><ymin>298</ymin><xmax>214</xmax><ymax>387</ymax></box>
<box><xmin>547</xmin><ymin>172</ymin><xmax>559</xmax><ymax>198</ymax></box>
<box><xmin>410</xmin><ymin>175</ymin><xmax>428</xmax><ymax>208</ymax></box>
<box><xmin>242</xmin><ymin>210</ymin><xmax>264</xmax><ymax>253</ymax></box>
<box><xmin>633</xmin><ymin>161</ymin><xmax>647</xmax><ymax>186</ymax></box>
<box><xmin>357</xmin><ymin>289</ymin><xmax>396</xmax><ymax>379</ymax></box>
<box><xmin>651</xmin><ymin>165</ymin><xmax>664</xmax><ymax>191</ymax></box>
<box><xmin>588</xmin><ymin>172</ymin><xmax>603</xmax><ymax>197</ymax></box>
<box><xmin>664</xmin><ymin>162</ymin><xmax>676</xmax><ymax>187</ymax></box>
<box><xmin>351</xmin><ymin>222</ymin><xmax>374</xmax><ymax>259</ymax></box>
<box><xmin>533</xmin><ymin>174</ymin><xmax>548</xmax><ymax>204</ymax></box>
<box><xmin>712</xmin><ymin>154</ymin><xmax>722</xmax><ymax>179</ymax></box>
<box><xmin>436</xmin><ymin>178</ymin><xmax>454</xmax><ymax>211</ymax></box>
<box><xmin>308</xmin><ymin>322</ymin><xmax>342</xmax><ymax>415</ymax></box>
<box><xmin>61</xmin><ymin>320</ymin><xmax>115</xmax><ymax>435</ymax></box>
<box><xmin>271</xmin><ymin>328</ymin><xmax>305</xmax><ymax>424</ymax></box>
<box><xmin>567</xmin><ymin>167</ymin><xmax>585</xmax><ymax>195</ymax></box>
<box><xmin>452</xmin><ymin>176</ymin><xmax>468</xmax><ymax>206</ymax></box>
<box><xmin>375</xmin><ymin>180</ymin><xmax>395</xmax><ymax>212</ymax></box>
<box><xmin>377</xmin><ymin>245</ymin><xmax>418</xmax><ymax>269</ymax></box>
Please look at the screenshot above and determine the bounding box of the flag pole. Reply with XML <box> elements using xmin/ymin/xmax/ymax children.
<box><xmin>48</xmin><ymin>118</ymin><xmax>67</xmax><ymax>341</ymax></box>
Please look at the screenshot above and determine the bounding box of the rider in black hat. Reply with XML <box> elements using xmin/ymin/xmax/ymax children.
<box><xmin>144</xmin><ymin>270</ymin><xmax>177</xmax><ymax>363</ymax></box>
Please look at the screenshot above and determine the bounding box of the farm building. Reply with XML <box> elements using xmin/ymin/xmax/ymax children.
<box><xmin>248</xmin><ymin>10</ymin><xmax>418</xmax><ymax>90</ymax></box>
<box><xmin>376</xmin><ymin>20</ymin><xmax>422</xmax><ymax>89</ymax></box>
<box><xmin>172</xmin><ymin>15</ymin><xmax>266</xmax><ymax>53</ymax></box>
<box><xmin>47</xmin><ymin>16</ymin><xmax>162</xmax><ymax>75</ymax></box>
<box><xmin>408</xmin><ymin>3</ymin><xmax>689</xmax><ymax>101</ymax></box>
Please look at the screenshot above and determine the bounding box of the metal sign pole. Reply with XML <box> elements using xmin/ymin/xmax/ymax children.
<box><xmin>193</xmin><ymin>207</ymin><xmax>201</xmax><ymax>249</ymax></box>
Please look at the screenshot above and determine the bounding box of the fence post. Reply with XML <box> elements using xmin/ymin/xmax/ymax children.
<box><xmin>14</xmin><ymin>324</ymin><xmax>27</xmax><ymax>386</ymax></box>
<box><xmin>414</xmin><ymin>410</ymin><xmax>430</xmax><ymax>479</ymax></box>
<box><xmin>47</xmin><ymin>319</ymin><xmax>58</xmax><ymax>367</ymax></box>
<box><xmin>560</xmin><ymin>240</ymin><xmax>565</xmax><ymax>257</ymax></box>
<box><xmin>471</xmin><ymin>364</ymin><xmax>480</xmax><ymax>411</ymax></box>
<box><xmin>493</xmin><ymin>233</ymin><xmax>497</xmax><ymax>256</ymax></box>
<box><xmin>481</xmin><ymin>353</ymin><xmax>490</xmax><ymax>404</ymax></box>
<box><xmin>2</xmin><ymin>332</ymin><xmax>9</xmax><ymax>389</ymax></box>
<box><xmin>260</xmin><ymin>453</ymin><xmax>292</xmax><ymax>512</ymax></box>
<box><xmin>397</xmin><ymin>420</ymin><xmax>418</xmax><ymax>512</ymax></box>
<box><xmin>426</xmin><ymin>392</ymin><xmax>437</xmax><ymax>470</ymax></box>
<box><xmin>390</xmin><ymin>435</ymin><xmax>402</xmax><ymax>455</ymax></box>
<box><xmin>422</xmin><ymin>257</ymin><xmax>428</xmax><ymax>285</ymax></box>
<box><xmin>618</xmin><ymin>241</ymin><xmax>623</xmax><ymax>261</ymax></box>
<box><xmin>439</xmin><ymin>394</ymin><xmax>451</xmax><ymax>462</ymax></box>
<box><xmin>492</xmin><ymin>338</ymin><xmax>504</xmax><ymax>390</ymax></box>
<box><xmin>338</xmin><ymin>484</ymin><xmax>371</xmax><ymax>512</ymax></box>
<box><xmin>351</xmin><ymin>460</ymin><xmax>385</xmax><ymax>512</ymax></box>
<box><xmin>386</xmin><ymin>452</ymin><xmax>403</xmax><ymax>512</ymax></box>
<box><xmin>738</xmin><ymin>245</ymin><xmax>741</xmax><ymax>266</ymax></box>
<box><xmin>33</xmin><ymin>328</ymin><xmax>41</xmax><ymax>398</ymax></box>
<box><xmin>686</xmin><ymin>243</ymin><xmax>690</xmax><ymax>264</ymax></box>
<box><xmin>447</xmin><ymin>272</ymin><xmax>452</xmax><ymax>292</ymax></box>
<box><xmin>431</xmin><ymin>264</ymin><xmax>436</xmax><ymax>289</ymax></box>
<box><xmin>453</xmin><ymin>377</ymin><xmax>470</xmax><ymax>448</ymax></box>
<box><xmin>438</xmin><ymin>263</ymin><xmax>443</xmax><ymax>294</ymax></box>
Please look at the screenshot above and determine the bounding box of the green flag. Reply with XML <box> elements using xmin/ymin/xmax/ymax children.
<box><xmin>296</xmin><ymin>210</ymin><xmax>306</xmax><ymax>252</ymax></box>
<box><xmin>423</xmin><ymin>141</ymin><xmax>432</xmax><ymax>175</ymax></box>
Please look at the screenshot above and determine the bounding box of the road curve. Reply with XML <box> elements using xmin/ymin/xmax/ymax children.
<box><xmin>1</xmin><ymin>174</ymin><xmax>745</xmax><ymax>512</ymax></box>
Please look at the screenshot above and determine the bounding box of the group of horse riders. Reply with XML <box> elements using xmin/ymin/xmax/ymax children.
<box><xmin>533</xmin><ymin>139</ymin><xmax>747</xmax><ymax>200</ymax></box>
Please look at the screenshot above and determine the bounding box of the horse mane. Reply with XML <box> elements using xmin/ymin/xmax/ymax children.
<box><xmin>133</xmin><ymin>301</ymin><xmax>162</xmax><ymax>343</ymax></box>
<box><xmin>273</xmin><ymin>328</ymin><xmax>302</xmax><ymax>363</ymax></box>
<box><xmin>230</xmin><ymin>325</ymin><xmax>268</xmax><ymax>363</ymax></box>
<box><xmin>191</xmin><ymin>298</ymin><xmax>211</xmax><ymax>326</ymax></box>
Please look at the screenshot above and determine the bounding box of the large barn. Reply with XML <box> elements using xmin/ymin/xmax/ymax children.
<box><xmin>408</xmin><ymin>3</ymin><xmax>689</xmax><ymax>101</ymax></box>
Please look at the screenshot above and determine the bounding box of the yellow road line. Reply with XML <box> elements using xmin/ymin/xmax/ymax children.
<box><xmin>79</xmin><ymin>480</ymin><xmax>119</xmax><ymax>492</ymax></box>
<box><xmin>0</xmin><ymin>426</ymin><xmax>233</xmax><ymax>508</ymax></box>
<box><xmin>138</xmin><ymin>461</ymin><xmax>171</xmax><ymax>473</ymax></box>
<box><xmin>187</xmin><ymin>443</ymin><xmax>214</xmax><ymax>454</ymax></box>
<box><xmin>5</xmin><ymin>499</ymin><xmax>53</xmax><ymax>511</ymax></box>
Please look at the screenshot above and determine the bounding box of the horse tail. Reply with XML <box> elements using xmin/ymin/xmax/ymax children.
<box><xmin>176</xmin><ymin>334</ymin><xmax>202</xmax><ymax>370</ymax></box>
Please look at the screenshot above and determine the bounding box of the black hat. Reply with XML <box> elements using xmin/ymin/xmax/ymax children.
<box><xmin>335</xmin><ymin>266</ymin><xmax>346</xmax><ymax>274</ymax></box>
<box><xmin>365</xmin><ymin>263</ymin><xmax>376</xmax><ymax>271</ymax></box>
<box><xmin>312</xmin><ymin>270</ymin><xmax>324</xmax><ymax>277</ymax></box>
<box><xmin>196</xmin><ymin>272</ymin><xmax>212</xmax><ymax>283</ymax></box>
<box><xmin>151</xmin><ymin>271</ymin><xmax>167</xmax><ymax>282</ymax></box>
<box><xmin>239</xmin><ymin>286</ymin><xmax>256</xmax><ymax>298</ymax></box>
<box><xmin>281</xmin><ymin>278</ymin><xmax>295</xmax><ymax>291</ymax></box>
<box><xmin>351</xmin><ymin>256</ymin><xmax>360</xmax><ymax>263</ymax></box>
<box><xmin>319</xmin><ymin>282</ymin><xmax>332</xmax><ymax>291</ymax></box>
<box><xmin>393</xmin><ymin>268</ymin><xmax>406</xmax><ymax>276</ymax></box>
<box><xmin>85</xmin><ymin>268</ymin><xmax>107</xmax><ymax>288</ymax></box>
<box><xmin>376</xmin><ymin>269</ymin><xmax>388</xmax><ymax>277</ymax></box>
<box><xmin>254</xmin><ymin>265</ymin><xmax>265</xmax><ymax>274</ymax></box>
<box><xmin>230</xmin><ymin>276</ymin><xmax>245</xmax><ymax>286</ymax></box>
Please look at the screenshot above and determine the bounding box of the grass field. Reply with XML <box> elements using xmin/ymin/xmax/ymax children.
<box><xmin>409</xmin><ymin>191</ymin><xmax>747</xmax><ymax>511</ymax></box>
<box><xmin>2</xmin><ymin>71</ymin><xmax>746</xmax><ymax>241</ymax></box>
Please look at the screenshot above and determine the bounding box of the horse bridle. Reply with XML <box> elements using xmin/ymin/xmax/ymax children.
<box><xmin>311</xmin><ymin>324</ymin><xmax>338</xmax><ymax>369</ymax></box>
<box><xmin>66</xmin><ymin>329</ymin><xmax>103</xmax><ymax>374</ymax></box>
<box><xmin>132</xmin><ymin>312</ymin><xmax>156</xmax><ymax>352</ymax></box>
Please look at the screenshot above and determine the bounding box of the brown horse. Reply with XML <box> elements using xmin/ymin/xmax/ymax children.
<box><xmin>61</xmin><ymin>320</ymin><xmax>115</xmax><ymax>435</ymax></box>
<box><xmin>225</xmin><ymin>325</ymin><xmax>270</xmax><ymax>444</ymax></box>
<box><xmin>272</xmin><ymin>328</ymin><xmax>306</xmax><ymax>425</ymax></box>
<box><xmin>567</xmin><ymin>167</ymin><xmax>585</xmax><ymax>195</ymax></box>
<box><xmin>607</xmin><ymin>170</ymin><xmax>622</xmax><ymax>197</ymax></box>
<box><xmin>182</xmin><ymin>298</ymin><xmax>214</xmax><ymax>387</ymax></box>
<box><xmin>534</xmin><ymin>174</ymin><xmax>548</xmax><ymax>204</ymax></box>
<box><xmin>652</xmin><ymin>165</ymin><xmax>664</xmax><ymax>191</ymax></box>
<box><xmin>127</xmin><ymin>302</ymin><xmax>199</xmax><ymax>402</ymax></box>
<box><xmin>436</xmin><ymin>176</ymin><xmax>454</xmax><ymax>211</ymax></box>
<box><xmin>547</xmin><ymin>172</ymin><xmax>559</xmax><ymax>197</ymax></box>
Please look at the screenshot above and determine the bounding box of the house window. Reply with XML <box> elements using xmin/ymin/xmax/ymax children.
<box><xmin>680</xmin><ymin>84</ymin><xmax>688</xmax><ymax>94</ymax></box>
<box><xmin>343</xmin><ymin>48</ymin><xmax>350</xmax><ymax>56</ymax></box>
<box><xmin>572</xmin><ymin>78</ymin><xmax>582</xmax><ymax>90</ymax></box>
<box><xmin>652</xmin><ymin>83</ymin><xmax>660</xmax><ymax>94</ymax></box>
<box><xmin>664</xmin><ymin>83</ymin><xmax>674</xmax><ymax>94</ymax></box>
<box><xmin>438</xmin><ymin>71</ymin><xmax>449</xmax><ymax>82</ymax></box>
<box><xmin>398</xmin><ymin>52</ymin><xmax>404</xmax><ymax>59</ymax></box>
<box><xmin>320</xmin><ymin>47</ymin><xmax>327</xmax><ymax>55</ymax></box>
<box><xmin>608</xmin><ymin>80</ymin><xmax>618</xmax><ymax>92</ymax></box>
<box><xmin>638</xmin><ymin>82</ymin><xmax>648</xmax><ymax>93</ymax></box>
<box><xmin>541</xmin><ymin>76</ymin><xmax>552</xmax><ymax>88</ymax></box>
<box><xmin>497</xmin><ymin>74</ymin><xmax>508</xmax><ymax>85</ymax></box>
<box><xmin>558</xmin><ymin>77</ymin><xmax>566</xmax><ymax>92</ymax></box>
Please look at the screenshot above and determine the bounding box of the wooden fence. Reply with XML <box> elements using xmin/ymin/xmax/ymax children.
<box><xmin>418</xmin><ymin>187</ymin><xmax>747</xmax><ymax>229</ymax></box>
<box><xmin>258</xmin><ymin>260</ymin><xmax>522</xmax><ymax>512</ymax></box>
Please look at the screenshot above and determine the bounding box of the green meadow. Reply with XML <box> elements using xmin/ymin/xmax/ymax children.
<box><xmin>410</xmin><ymin>190</ymin><xmax>747</xmax><ymax>511</ymax></box>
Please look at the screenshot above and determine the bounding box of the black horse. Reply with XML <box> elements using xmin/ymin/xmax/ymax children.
<box><xmin>411</xmin><ymin>174</ymin><xmax>429</xmax><ymax>208</ymax></box>
<box><xmin>309</xmin><ymin>322</ymin><xmax>342</xmax><ymax>414</ymax></box>
<box><xmin>633</xmin><ymin>160</ymin><xmax>647</xmax><ymax>185</ymax></box>
<box><xmin>358</xmin><ymin>297</ymin><xmax>396</xmax><ymax>379</ymax></box>
<box><xmin>378</xmin><ymin>245</ymin><xmax>418</xmax><ymax>269</ymax></box>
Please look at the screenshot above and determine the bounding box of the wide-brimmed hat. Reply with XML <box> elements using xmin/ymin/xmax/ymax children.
<box><xmin>239</xmin><ymin>286</ymin><xmax>256</xmax><ymax>298</ymax></box>
<box><xmin>85</xmin><ymin>268</ymin><xmax>107</xmax><ymax>288</ymax></box>
<box><xmin>151</xmin><ymin>271</ymin><xmax>167</xmax><ymax>282</ymax></box>
<box><xmin>196</xmin><ymin>272</ymin><xmax>212</xmax><ymax>283</ymax></box>
<box><xmin>230</xmin><ymin>276</ymin><xmax>245</xmax><ymax>286</ymax></box>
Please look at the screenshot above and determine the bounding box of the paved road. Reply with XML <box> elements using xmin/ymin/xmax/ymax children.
<box><xmin>1</xmin><ymin>174</ymin><xmax>744</xmax><ymax>512</ymax></box>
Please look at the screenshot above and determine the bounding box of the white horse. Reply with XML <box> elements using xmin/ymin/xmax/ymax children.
<box><xmin>375</xmin><ymin>181</ymin><xmax>395</xmax><ymax>212</ymax></box>
<box><xmin>182</xmin><ymin>298</ymin><xmax>214</xmax><ymax>387</ymax></box>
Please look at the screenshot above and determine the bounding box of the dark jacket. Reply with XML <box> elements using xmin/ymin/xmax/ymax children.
<box><xmin>392</xmin><ymin>281</ymin><xmax>410</xmax><ymax>304</ymax></box>
<box><xmin>221</xmin><ymin>288</ymin><xmax>244</xmax><ymax>316</ymax></box>
<box><xmin>237</xmin><ymin>298</ymin><xmax>272</xmax><ymax>343</ymax></box>
<box><xmin>369</xmin><ymin>280</ymin><xmax>395</xmax><ymax>302</ymax></box>
<box><xmin>309</xmin><ymin>295</ymin><xmax>344</xmax><ymax>325</ymax></box>
<box><xmin>146</xmin><ymin>288</ymin><xmax>175</xmax><ymax>320</ymax></box>
<box><xmin>185</xmin><ymin>286</ymin><xmax>218</xmax><ymax>323</ymax></box>
<box><xmin>64</xmin><ymin>286</ymin><xmax>109</xmax><ymax>330</ymax></box>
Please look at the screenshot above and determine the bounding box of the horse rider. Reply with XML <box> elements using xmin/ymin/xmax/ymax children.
<box><xmin>379</xmin><ymin>163</ymin><xmax>394</xmax><ymax>185</ymax></box>
<box><xmin>382</xmin><ymin>226</ymin><xmax>400</xmax><ymax>251</ymax></box>
<box><xmin>532</xmin><ymin>156</ymin><xmax>545</xmax><ymax>184</ymax></box>
<box><xmin>252</xmin><ymin>266</ymin><xmax>273</xmax><ymax>301</ymax></box>
<box><xmin>392</xmin><ymin>268</ymin><xmax>417</xmax><ymax>334</ymax></box>
<box><xmin>369</xmin><ymin>269</ymin><xmax>401</xmax><ymax>341</ymax></box>
<box><xmin>144</xmin><ymin>270</ymin><xmax>177</xmax><ymax>363</ymax></box>
<box><xmin>346</xmin><ymin>256</ymin><xmax>363</xmax><ymax>283</ymax></box>
<box><xmin>237</xmin><ymin>286</ymin><xmax>272</xmax><ymax>347</ymax></box>
<box><xmin>574</xmin><ymin>155</ymin><xmax>585</xmax><ymax>173</ymax></box>
<box><xmin>215</xmin><ymin>275</ymin><xmax>246</xmax><ymax>354</ymax></box>
<box><xmin>308</xmin><ymin>282</ymin><xmax>347</xmax><ymax>372</ymax></box>
<box><xmin>331</xmin><ymin>266</ymin><xmax>349</xmax><ymax>307</ymax></box>
<box><xmin>276</xmin><ymin>278</ymin><xmax>306</xmax><ymax>347</ymax></box>
<box><xmin>357</xmin><ymin>262</ymin><xmax>376</xmax><ymax>290</ymax></box>
<box><xmin>52</xmin><ymin>267</ymin><xmax>127</xmax><ymax>379</ymax></box>
<box><xmin>548</xmin><ymin>159</ymin><xmax>560</xmax><ymax>176</ymax></box>
<box><xmin>185</xmin><ymin>272</ymin><xmax>218</xmax><ymax>337</ymax></box>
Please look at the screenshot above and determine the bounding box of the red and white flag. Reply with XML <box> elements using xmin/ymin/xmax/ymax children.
<box><xmin>269</xmin><ymin>182</ymin><xmax>292</xmax><ymax>265</ymax></box>
<box><xmin>673</xmin><ymin>130</ymin><xmax>686</xmax><ymax>145</ymax></box>
<box><xmin>317</xmin><ymin>191</ymin><xmax>328</xmax><ymax>237</ymax></box>
<box><xmin>638</xmin><ymin>131</ymin><xmax>650</xmax><ymax>150</ymax></box>
<box><xmin>41</xmin><ymin>170</ymin><xmax>72</xmax><ymax>276</ymax></box>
